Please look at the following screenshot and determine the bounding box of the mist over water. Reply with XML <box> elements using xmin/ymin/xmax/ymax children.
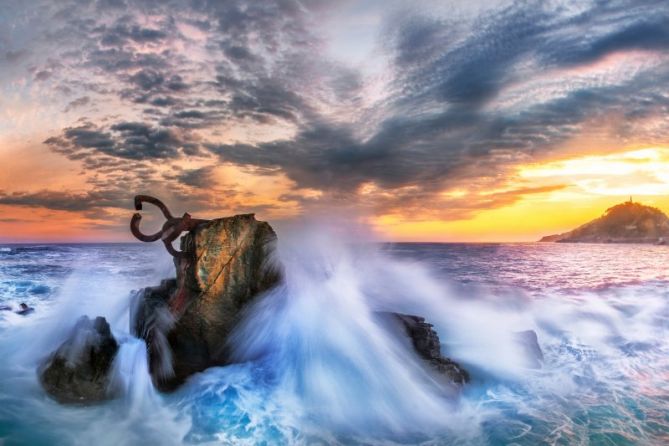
<box><xmin>0</xmin><ymin>232</ymin><xmax>668</xmax><ymax>445</ymax></box>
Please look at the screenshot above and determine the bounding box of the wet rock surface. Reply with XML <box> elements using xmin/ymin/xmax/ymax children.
<box><xmin>131</xmin><ymin>279</ymin><xmax>177</xmax><ymax>386</ymax></box>
<box><xmin>39</xmin><ymin>316</ymin><xmax>119</xmax><ymax>404</ymax></box>
<box><xmin>133</xmin><ymin>214</ymin><xmax>281</xmax><ymax>391</ymax></box>
<box><xmin>382</xmin><ymin>312</ymin><xmax>470</xmax><ymax>385</ymax></box>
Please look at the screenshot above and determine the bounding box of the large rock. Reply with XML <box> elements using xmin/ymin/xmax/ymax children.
<box><xmin>133</xmin><ymin>214</ymin><xmax>281</xmax><ymax>390</ymax></box>
<box><xmin>39</xmin><ymin>316</ymin><xmax>119</xmax><ymax>404</ymax></box>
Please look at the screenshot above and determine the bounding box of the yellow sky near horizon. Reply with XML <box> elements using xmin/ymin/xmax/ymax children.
<box><xmin>372</xmin><ymin>147</ymin><xmax>669</xmax><ymax>242</ymax></box>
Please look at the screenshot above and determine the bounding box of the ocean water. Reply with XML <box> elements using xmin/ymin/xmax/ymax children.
<box><xmin>0</xmin><ymin>233</ymin><xmax>668</xmax><ymax>445</ymax></box>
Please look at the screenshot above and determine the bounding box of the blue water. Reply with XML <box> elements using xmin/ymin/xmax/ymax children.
<box><xmin>0</xmin><ymin>236</ymin><xmax>668</xmax><ymax>445</ymax></box>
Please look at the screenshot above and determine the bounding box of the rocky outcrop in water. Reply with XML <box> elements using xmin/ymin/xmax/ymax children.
<box><xmin>132</xmin><ymin>211</ymin><xmax>471</xmax><ymax>392</ymax></box>
<box><xmin>389</xmin><ymin>313</ymin><xmax>470</xmax><ymax>384</ymax></box>
<box><xmin>132</xmin><ymin>214</ymin><xmax>281</xmax><ymax>391</ymax></box>
<box><xmin>39</xmin><ymin>316</ymin><xmax>119</xmax><ymax>404</ymax></box>
<box><xmin>540</xmin><ymin>200</ymin><xmax>669</xmax><ymax>243</ymax></box>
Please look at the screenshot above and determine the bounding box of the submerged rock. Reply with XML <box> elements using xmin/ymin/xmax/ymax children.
<box><xmin>133</xmin><ymin>214</ymin><xmax>281</xmax><ymax>391</ymax></box>
<box><xmin>514</xmin><ymin>329</ymin><xmax>544</xmax><ymax>369</ymax></box>
<box><xmin>382</xmin><ymin>312</ymin><xmax>470</xmax><ymax>385</ymax></box>
<box><xmin>16</xmin><ymin>303</ymin><xmax>34</xmax><ymax>315</ymax></box>
<box><xmin>39</xmin><ymin>316</ymin><xmax>119</xmax><ymax>404</ymax></box>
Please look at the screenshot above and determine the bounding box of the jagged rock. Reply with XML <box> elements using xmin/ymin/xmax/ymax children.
<box><xmin>39</xmin><ymin>316</ymin><xmax>119</xmax><ymax>404</ymax></box>
<box><xmin>514</xmin><ymin>330</ymin><xmax>544</xmax><ymax>369</ymax></box>
<box><xmin>16</xmin><ymin>303</ymin><xmax>34</xmax><ymax>315</ymax></box>
<box><xmin>133</xmin><ymin>214</ymin><xmax>281</xmax><ymax>391</ymax></box>
<box><xmin>130</xmin><ymin>279</ymin><xmax>176</xmax><ymax>385</ymax></box>
<box><xmin>382</xmin><ymin>312</ymin><xmax>470</xmax><ymax>385</ymax></box>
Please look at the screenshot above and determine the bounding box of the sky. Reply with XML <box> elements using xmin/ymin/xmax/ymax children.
<box><xmin>1</xmin><ymin>0</ymin><xmax>669</xmax><ymax>242</ymax></box>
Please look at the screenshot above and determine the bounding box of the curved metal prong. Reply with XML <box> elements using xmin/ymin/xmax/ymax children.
<box><xmin>133</xmin><ymin>195</ymin><xmax>174</xmax><ymax>219</ymax></box>
<box><xmin>129</xmin><ymin>195</ymin><xmax>208</xmax><ymax>257</ymax></box>
<box><xmin>130</xmin><ymin>213</ymin><xmax>164</xmax><ymax>242</ymax></box>
<box><xmin>163</xmin><ymin>238</ymin><xmax>186</xmax><ymax>258</ymax></box>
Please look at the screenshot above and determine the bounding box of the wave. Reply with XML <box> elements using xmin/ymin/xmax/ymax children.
<box><xmin>0</xmin><ymin>224</ymin><xmax>667</xmax><ymax>444</ymax></box>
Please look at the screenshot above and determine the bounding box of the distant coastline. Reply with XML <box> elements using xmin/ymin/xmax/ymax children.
<box><xmin>540</xmin><ymin>200</ymin><xmax>669</xmax><ymax>244</ymax></box>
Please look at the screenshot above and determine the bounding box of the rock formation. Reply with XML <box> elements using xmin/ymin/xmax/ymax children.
<box><xmin>39</xmin><ymin>316</ymin><xmax>119</xmax><ymax>404</ymax></box>
<box><xmin>389</xmin><ymin>313</ymin><xmax>470</xmax><ymax>384</ymax></box>
<box><xmin>132</xmin><ymin>210</ymin><xmax>470</xmax><ymax>392</ymax></box>
<box><xmin>540</xmin><ymin>200</ymin><xmax>669</xmax><ymax>243</ymax></box>
<box><xmin>132</xmin><ymin>214</ymin><xmax>281</xmax><ymax>391</ymax></box>
<box><xmin>39</xmin><ymin>204</ymin><xmax>473</xmax><ymax>403</ymax></box>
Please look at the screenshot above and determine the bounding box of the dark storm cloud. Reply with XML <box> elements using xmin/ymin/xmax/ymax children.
<box><xmin>60</xmin><ymin>125</ymin><xmax>115</xmax><ymax>151</ymax></box>
<box><xmin>85</xmin><ymin>48</ymin><xmax>171</xmax><ymax>73</ymax></box>
<box><xmin>149</xmin><ymin>96</ymin><xmax>178</xmax><ymax>107</ymax></box>
<box><xmin>540</xmin><ymin>16</ymin><xmax>669</xmax><ymax>67</ymax></box>
<box><xmin>166</xmin><ymin>75</ymin><xmax>188</xmax><ymax>91</ymax></box>
<box><xmin>100</xmin><ymin>23</ymin><xmax>168</xmax><ymax>46</ymax></box>
<box><xmin>224</xmin><ymin>77</ymin><xmax>311</xmax><ymax>123</ymax></box>
<box><xmin>129</xmin><ymin>69</ymin><xmax>164</xmax><ymax>91</ymax></box>
<box><xmin>160</xmin><ymin>109</ymin><xmax>226</xmax><ymax>129</ymax></box>
<box><xmin>45</xmin><ymin>121</ymin><xmax>186</xmax><ymax>161</ymax></box>
<box><xmin>0</xmin><ymin>190</ymin><xmax>130</xmax><ymax>212</ymax></box>
<box><xmin>34</xmin><ymin>70</ymin><xmax>52</xmax><ymax>81</ymax></box>
<box><xmin>64</xmin><ymin>96</ymin><xmax>91</xmax><ymax>112</ymax></box>
<box><xmin>109</xmin><ymin>122</ymin><xmax>183</xmax><ymax>158</ymax></box>
<box><xmin>165</xmin><ymin>166</ymin><xmax>217</xmax><ymax>189</ymax></box>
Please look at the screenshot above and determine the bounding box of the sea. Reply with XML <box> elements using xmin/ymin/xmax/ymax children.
<box><xmin>0</xmin><ymin>231</ymin><xmax>667</xmax><ymax>445</ymax></box>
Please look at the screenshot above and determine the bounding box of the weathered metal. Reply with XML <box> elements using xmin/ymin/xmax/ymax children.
<box><xmin>130</xmin><ymin>195</ymin><xmax>209</xmax><ymax>258</ymax></box>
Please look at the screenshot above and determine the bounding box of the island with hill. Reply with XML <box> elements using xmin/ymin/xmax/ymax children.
<box><xmin>540</xmin><ymin>199</ymin><xmax>669</xmax><ymax>244</ymax></box>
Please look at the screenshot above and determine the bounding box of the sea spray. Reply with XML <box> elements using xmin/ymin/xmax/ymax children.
<box><xmin>0</xmin><ymin>236</ymin><xmax>668</xmax><ymax>444</ymax></box>
<box><xmin>228</xmin><ymin>224</ymin><xmax>485</xmax><ymax>437</ymax></box>
<box><xmin>109</xmin><ymin>337</ymin><xmax>159</xmax><ymax>413</ymax></box>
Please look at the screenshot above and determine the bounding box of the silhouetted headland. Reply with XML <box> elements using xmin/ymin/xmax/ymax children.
<box><xmin>540</xmin><ymin>199</ymin><xmax>669</xmax><ymax>244</ymax></box>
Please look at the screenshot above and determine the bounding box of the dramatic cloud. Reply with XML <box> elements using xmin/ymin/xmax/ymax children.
<box><xmin>44</xmin><ymin>121</ymin><xmax>188</xmax><ymax>161</ymax></box>
<box><xmin>210</xmin><ymin>2</ymin><xmax>669</xmax><ymax>186</ymax></box>
<box><xmin>2</xmin><ymin>0</ymin><xmax>669</xmax><ymax>240</ymax></box>
<box><xmin>0</xmin><ymin>190</ymin><xmax>129</xmax><ymax>212</ymax></box>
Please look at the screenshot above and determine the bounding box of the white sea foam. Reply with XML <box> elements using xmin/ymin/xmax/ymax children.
<box><xmin>0</xmin><ymin>227</ymin><xmax>667</xmax><ymax>444</ymax></box>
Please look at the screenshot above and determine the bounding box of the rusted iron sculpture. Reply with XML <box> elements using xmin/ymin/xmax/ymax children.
<box><xmin>130</xmin><ymin>195</ymin><xmax>208</xmax><ymax>258</ymax></box>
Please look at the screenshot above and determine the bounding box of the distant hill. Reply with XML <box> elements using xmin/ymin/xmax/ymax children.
<box><xmin>540</xmin><ymin>200</ymin><xmax>669</xmax><ymax>244</ymax></box>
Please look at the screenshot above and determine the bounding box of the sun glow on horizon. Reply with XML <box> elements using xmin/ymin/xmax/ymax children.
<box><xmin>375</xmin><ymin>147</ymin><xmax>669</xmax><ymax>242</ymax></box>
<box><xmin>4</xmin><ymin>144</ymin><xmax>669</xmax><ymax>243</ymax></box>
